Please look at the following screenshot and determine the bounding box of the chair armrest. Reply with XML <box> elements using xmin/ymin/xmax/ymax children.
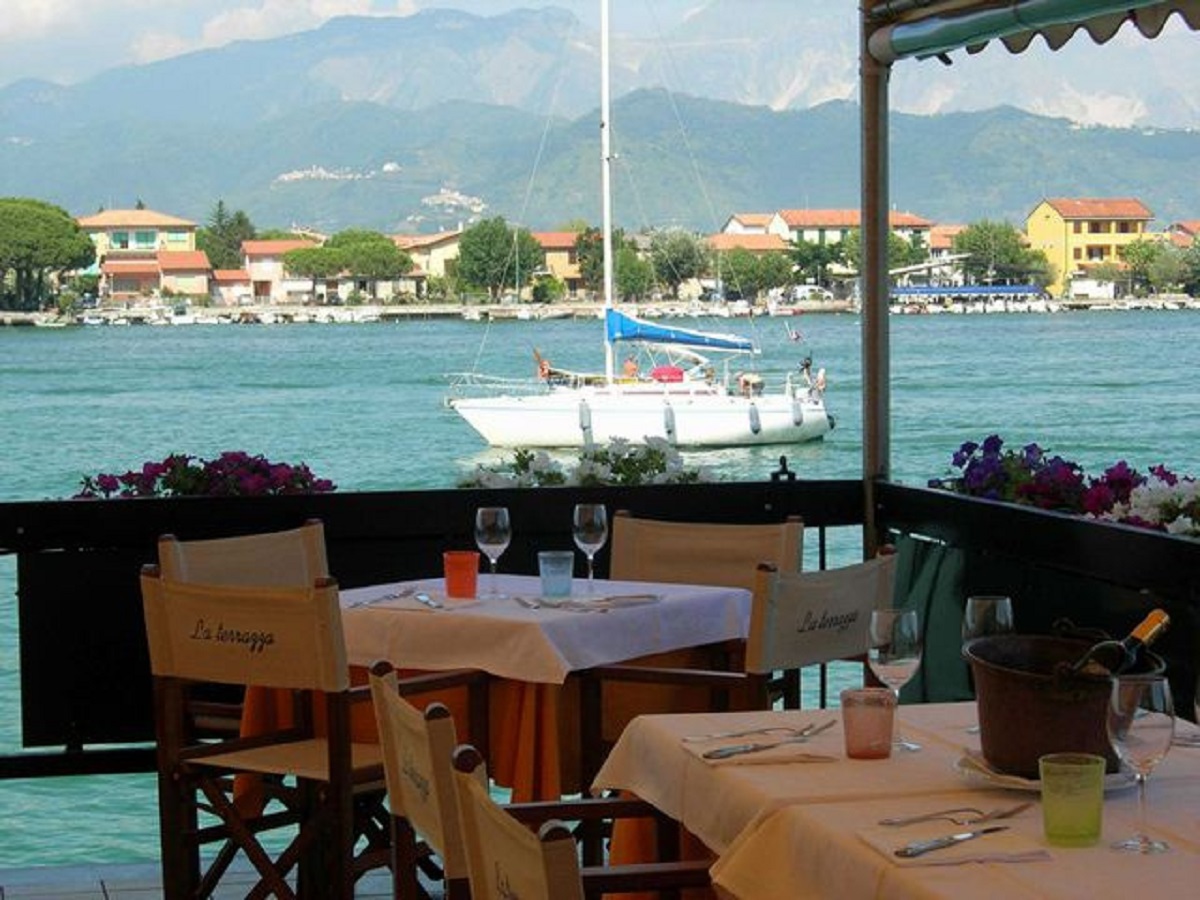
<box><xmin>581</xmin><ymin>860</ymin><xmax>712</xmax><ymax>893</ymax></box>
<box><xmin>505</xmin><ymin>795</ymin><xmax>661</xmax><ymax>825</ymax></box>
<box><xmin>394</xmin><ymin>668</ymin><xmax>489</xmax><ymax>695</ymax></box>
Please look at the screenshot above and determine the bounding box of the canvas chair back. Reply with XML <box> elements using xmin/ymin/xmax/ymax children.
<box><xmin>609</xmin><ymin>511</ymin><xmax>803</xmax><ymax>590</ymax></box>
<box><xmin>453</xmin><ymin>747</ymin><xmax>586</xmax><ymax>900</ymax></box>
<box><xmin>158</xmin><ymin>520</ymin><xmax>328</xmax><ymax>586</ymax></box>
<box><xmin>368</xmin><ymin>665</ymin><xmax>469</xmax><ymax>880</ymax></box>
<box><xmin>746</xmin><ymin>554</ymin><xmax>898</xmax><ymax>673</ymax></box>
<box><xmin>141</xmin><ymin>568</ymin><xmax>348</xmax><ymax>693</ymax></box>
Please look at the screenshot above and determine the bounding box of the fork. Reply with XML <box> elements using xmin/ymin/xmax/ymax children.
<box><xmin>880</xmin><ymin>801</ymin><xmax>1033</xmax><ymax>827</ymax></box>
<box><xmin>347</xmin><ymin>586</ymin><xmax>415</xmax><ymax>608</ymax></box>
<box><xmin>681</xmin><ymin>721</ymin><xmax>818</xmax><ymax>744</ymax></box>
<box><xmin>700</xmin><ymin>721</ymin><xmax>837</xmax><ymax>759</ymax></box>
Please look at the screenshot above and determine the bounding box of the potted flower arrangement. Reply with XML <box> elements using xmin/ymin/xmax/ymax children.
<box><xmin>930</xmin><ymin>435</ymin><xmax>1199</xmax><ymax>538</ymax></box>
<box><xmin>76</xmin><ymin>451</ymin><xmax>336</xmax><ymax>498</ymax></box>
<box><xmin>457</xmin><ymin>437</ymin><xmax>711</xmax><ymax>488</ymax></box>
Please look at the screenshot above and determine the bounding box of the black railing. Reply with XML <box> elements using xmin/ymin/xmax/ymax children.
<box><xmin>2</xmin><ymin>478</ymin><xmax>1197</xmax><ymax>780</ymax></box>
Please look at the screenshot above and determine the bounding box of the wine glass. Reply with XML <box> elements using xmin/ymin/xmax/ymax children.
<box><xmin>961</xmin><ymin>595</ymin><xmax>1014</xmax><ymax>732</ymax></box>
<box><xmin>868</xmin><ymin>608</ymin><xmax>923</xmax><ymax>751</ymax></box>
<box><xmin>1106</xmin><ymin>673</ymin><xmax>1175</xmax><ymax>853</ymax></box>
<box><xmin>473</xmin><ymin>507</ymin><xmax>511</xmax><ymax>598</ymax></box>
<box><xmin>571</xmin><ymin>503</ymin><xmax>608</xmax><ymax>593</ymax></box>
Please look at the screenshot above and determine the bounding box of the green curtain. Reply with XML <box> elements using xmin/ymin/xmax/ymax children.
<box><xmin>892</xmin><ymin>535</ymin><xmax>971</xmax><ymax>703</ymax></box>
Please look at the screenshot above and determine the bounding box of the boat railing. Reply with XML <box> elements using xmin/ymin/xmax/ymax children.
<box><xmin>444</xmin><ymin>371</ymin><xmax>552</xmax><ymax>399</ymax></box>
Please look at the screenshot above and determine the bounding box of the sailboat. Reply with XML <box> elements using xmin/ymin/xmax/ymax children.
<box><xmin>447</xmin><ymin>0</ymin><xmax>833</xmax><ymax>449</ymax></box>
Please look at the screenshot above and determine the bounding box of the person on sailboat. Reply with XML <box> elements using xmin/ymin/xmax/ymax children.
<box><xmin>622</xmin><ymin>355</ymin><xmax>640</xmax><ymax>379</ymax></box>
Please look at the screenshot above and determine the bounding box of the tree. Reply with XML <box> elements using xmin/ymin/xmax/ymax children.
<box><xmin>531</xmin><ymin>274</ymin><xmax>565</xmax><ymax>304</ymax></box>
<box><xmin>788</xmin><ymin>238</ymin><xmax>844</xmax><ymax>286</ymax></box>
<box><xmin>458</xmin><ymin>217</ymin><xmax>542</xmax><ymax>300</ymax></box>
<box><xmin>614</xmin><ymin>246</ymin><xmax>654</xmax><ymax>302</ymax></box>
<box><xmin>1146</xmin><ymin>245</ymin><xmax>1186</xmax><ymax>295</ymax></box>
<box><xmin>0</xmin><ymin>198</ymin><xmax>95</xmax><ymax>310</ymax></box>
<box><xmin>648</xmin><ymin>229</ymin><xmax>708</xmax><ymax>298</ymax></box>
<box><xmin>575</xmin><ymin>226</ymin><xmax>637</xmax><ymax>296</ymax></box>
<box><xmin>1181</xmin><ymin>243</ymin><xmax>1200</xmax><ymax>297</ymax></box>
<box><xmin>838</xmin><ymin>229</ymin><xmax>925</xmax><ymax>275</ymax></box>
<box><xmin>951</xmin><ymin>220</ymin><xmax>1040</xmax><ymax>284</ymax></box>
<box><xmin>1119</xmin><ymin>239</ymin><xmax>1164</xmax><ymax>296</ymax></box>
<box><xmin>324</xmin><ymin>229</ymin><xmax>412</xmax><ymax>301</ymax></box>
<box><xmin>1088</xmin><ymin>261</ymin><xmax>1124</xmax><ymax>291</ymax></box>
<box><xmin>196</xmin><ymin>201</ymin><xmax>256</xmax><ymax>270</ymax></box>
<box><xmin>283</xmin><ymin>246</ymin><xmax>346</xmax><ymax>304</ymax></box>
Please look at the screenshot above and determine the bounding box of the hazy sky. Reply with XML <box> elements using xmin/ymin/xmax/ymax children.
<box><xmin>0</xmin><ymin>0</ymin><xmax>713</xmax><ymax>89</ymax></box>
<box><xmin>2</xmin><ymin>2</ymin><xmax>1195</xmax><ymax>129</ymax></box>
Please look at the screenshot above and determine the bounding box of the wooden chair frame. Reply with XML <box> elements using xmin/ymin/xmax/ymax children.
<box><xmin>142</xmin><ymin>567</ymin><xmax>388</xmax><ymax>900</ymax></box>
<box><xmin>580</xmin><ymin>553</ymin><xmax>899</xmax><ymax>787</ymax></box>
<box><xmin>452</xmin><ymin>745</ymin><xmax>712</xmax><ymax>900</ymax></box>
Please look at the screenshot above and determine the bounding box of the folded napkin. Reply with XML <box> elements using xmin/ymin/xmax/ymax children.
<box><xmin>683</xmin><ymin>738</ymin><xmax>838</xmax><ymax>767</ymax></box>
<box><xmin>956</xmin><ymin>749</ymin><xmax>1136</xmax><ymax>793</ymax></box>
<box><xmin>858</xmin><ymin>823</ymin><xmax>1051</xmax><ymax>867</ymax></box>
<box><xmin>955</xmin><ymin>749</ymin><xmax>1043</xmax><ymax>791</ymax></box>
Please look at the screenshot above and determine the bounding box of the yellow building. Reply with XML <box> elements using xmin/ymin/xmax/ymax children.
<box><xmin>1025</xmin><ymin>198</ymin><xmax>1153</xmax><ymax>297</ymax></box>
<box><xmin>77</xmin><ymin>208</ymin><xmax>197</xmax><ymax>259</ymax></box>
<box><xmin>532</xmin><ymin>232</ymin><xmax>583</xmax><ymax>295</ymax></box>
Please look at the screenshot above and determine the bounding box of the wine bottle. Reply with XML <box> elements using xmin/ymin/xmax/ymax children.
<box><xmin>1068</xmin><ymin>609</ymin><xmax>1170</xmax><ymax>676</ymax></box>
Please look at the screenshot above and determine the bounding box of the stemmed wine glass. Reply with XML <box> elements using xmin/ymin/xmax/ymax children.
<box><xmin>473</xmin><ymin>507</ymin><xmax>511</xmax><ymax>598</ymax></box>
<box><xmin>868</xmin><ymin>608</ymin><xmax>924</xmax><ymax>751</ymax></box>
<box><xmin>1106</xmin><ymin>673</ymin><xmax>1175</xmax><ymax>853</ymax></box>
<box><xmin>961</xmin><ymin>595</ymin><xmax>1014</xmax><ymax>732</ymax></box>
<box><xmin>571</xmin><ymin>503</ymin><xmax>608</xmax><ymax>593</ymax></box>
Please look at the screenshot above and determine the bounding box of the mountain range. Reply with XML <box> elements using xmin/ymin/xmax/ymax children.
<box><xmin>0</xmin><ymin>7</ymin><xmax>1196</xmax><ymax>235</ymax></box>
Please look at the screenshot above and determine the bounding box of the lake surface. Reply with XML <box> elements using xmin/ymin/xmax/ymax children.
<box><xmin>1</xmin><ymin>309</ymin><xmax>1198</xmax><ymax>867</ymax></box>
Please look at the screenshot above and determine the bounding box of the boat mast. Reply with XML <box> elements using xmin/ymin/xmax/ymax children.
<box><xmin>601</xmin><ymin>0</ymin><xmax>615</xmax><ymax>383</ymax></box>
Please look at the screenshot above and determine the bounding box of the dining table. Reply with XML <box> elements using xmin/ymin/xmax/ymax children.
<box><xmin>242</xmin><ymin>572</ymin><xmax>750</xmax><ymax>802</ymax></box>
<box><xmin>592</xmin><ymin>701</ymin><xmax>1200</xmax><ymax>899</ymax></box>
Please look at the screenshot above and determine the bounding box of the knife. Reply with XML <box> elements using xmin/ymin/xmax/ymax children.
<box><xmin>894</xmin><ymin>825</ymin><xmax>1009</xmax><ymax>858</ymax></box>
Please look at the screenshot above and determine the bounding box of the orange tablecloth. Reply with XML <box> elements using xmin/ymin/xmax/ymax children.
<box><xmin>238</xmin><ymin>671</ymin><xmax>578</xmax><ymax>813</ymax></box>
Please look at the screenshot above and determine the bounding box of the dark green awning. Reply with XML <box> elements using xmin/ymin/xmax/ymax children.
<box><xmin>868</xmin><ymin>0</ymin><xmax>1200</xmax><ymax>63</ymax></box>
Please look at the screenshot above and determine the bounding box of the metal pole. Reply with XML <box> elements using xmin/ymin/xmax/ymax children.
<box><xmin>860</xmin><ymin>3</ymin><xmax>892</xmax><ymax>556</ymax></box>
<box><xmin>601</xmin><ymin>0</ymin><xmax>616</xmax><ymax>384</ymax></box>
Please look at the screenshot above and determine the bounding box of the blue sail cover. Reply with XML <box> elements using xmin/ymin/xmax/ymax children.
<box><xmin>605</xmin><ymin>308</ymin><xmax>756</xmax><ymax>353</ymax></box>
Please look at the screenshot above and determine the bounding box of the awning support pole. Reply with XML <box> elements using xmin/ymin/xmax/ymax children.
<box><xmin>861</xmin><ymin>3</ymin><xmax>892</xmax><ymax>557</ymax></box>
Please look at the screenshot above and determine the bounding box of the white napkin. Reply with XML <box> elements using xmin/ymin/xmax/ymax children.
<box><xmin>955</xmin><ymin>749</ymin><xmax>1044</xmax><ymax>790</ymax></box>
<box><xmin>858</xmin><ymin>823</ymin><xmax>1051</xmax><ymax>867</ymax></box>
<box><xmin>683</xmin><ymin>739</ymin><xmax>839</xmax><ymax>767</ymax></box>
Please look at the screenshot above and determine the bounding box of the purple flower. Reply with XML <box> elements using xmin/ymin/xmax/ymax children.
<box><xmin>74</xmin><ymin>451</ymin><xmax>336</xmax><ymax>499</ymax></box>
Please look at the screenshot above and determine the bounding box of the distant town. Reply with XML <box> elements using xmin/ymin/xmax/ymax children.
<box><xmin>2</xmin><ymin>195</ymin><xmax>1199</xmax><ymax>326</ymax></box>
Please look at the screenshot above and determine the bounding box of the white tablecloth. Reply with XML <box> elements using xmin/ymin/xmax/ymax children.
<box><xmin>340</xmin><ymin>573</ymin><xmax>750</xmax><ymax>683</ymax></box>
<box><xmin>593</xmin><ymin>702</ymin><xmax>1200</xmax><ymax>899</ymax></box>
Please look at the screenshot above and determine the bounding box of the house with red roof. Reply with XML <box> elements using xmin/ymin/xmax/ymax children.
<box><xmin>242</xmin><ymin>239</ymin><xmax>319</xmax><ymax>303</ymax></box>
<box><xmin>392</xmin><ymin>230</ymin><xmax>462</xmax><ymax>297</ymax></box>
<box><xmin>78</xmin><ymin>208</ymin><xmax>201</xmax><ymax>300</ymax></box>
<box><xmin>772</xmin><ymin>209</ymin><xmax>933</xmax><ymax>247</ymax></box>
<box><xmin>532</xmin><ymin>231</ymin><xmax>583</xmax><ymax>295</ymax></box>
<box><xmin>210</xmin><ymin>269</ymin><xmax>253</xmax><ymax>306</ymax></box>
<box><xmin>1025</xmin><ymin>197</ymin><xmax>1154</xmax><ymax>297</ymax></box>
<box><xmin>1166</xmin><ymin>220</ymin><xmax>1200</xmax><ymax>248</ymax></box>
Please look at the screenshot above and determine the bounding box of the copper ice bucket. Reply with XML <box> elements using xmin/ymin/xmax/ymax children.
<box><xmin>963</xmin><ymin>634</ymin><xmax>1165</xmax><ymax>778</ymax></box>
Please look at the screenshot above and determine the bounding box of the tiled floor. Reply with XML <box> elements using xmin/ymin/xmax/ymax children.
<box><xmin>0</xmin><ymin>863</ymin><xmax>404</xmax><ymax>899</ymax></box>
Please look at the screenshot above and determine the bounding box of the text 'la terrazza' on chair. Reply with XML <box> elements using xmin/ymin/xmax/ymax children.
<box><xmin>141</xmin><ymin>546</ymin><xmax>389</xmax><ymax>898</ymax></box>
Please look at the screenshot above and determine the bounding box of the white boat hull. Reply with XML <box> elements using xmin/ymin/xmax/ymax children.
<box><xmin>451</xmin><ymin>386</ymin><xmax>832</xmax><ymax>448</ymax></box>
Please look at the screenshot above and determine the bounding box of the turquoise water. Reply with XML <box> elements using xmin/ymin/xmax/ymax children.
<box><xmin>1</xmin><ymin>310</ymin><xmax>1198</xmax><ymax>867</ymax></box>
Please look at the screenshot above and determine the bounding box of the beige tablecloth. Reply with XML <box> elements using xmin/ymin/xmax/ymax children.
<box><xmin>595</xmin><ymin>703</ymin><xmax>1200</xmax><ymax>899</ymax></box>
